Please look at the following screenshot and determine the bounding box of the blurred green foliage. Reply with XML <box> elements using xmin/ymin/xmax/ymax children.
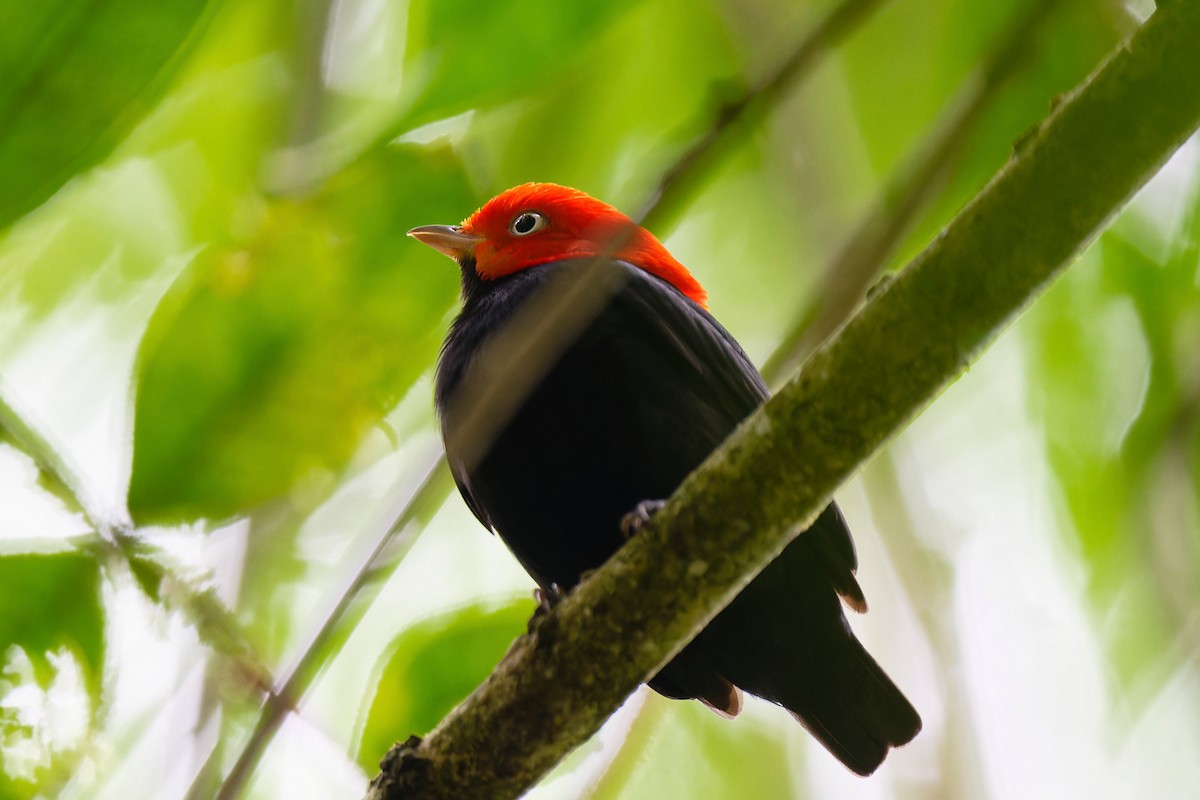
<box><xmin>354</xmin><ymin>600</ymin><xmax>530</xmax><ymax>773</ymax></box>
<box><xmin>0</xmin><ymin>553</ymin><xmax>103</xmax><ymax>797</ymax></box>
<box><xmin>0</xmin><ymin>0</ymin><xmax>218</xmax><ymax>228</ymax></box>
<box><xmin>0</xmin><ymin>0</ymin><xmax>1196</xmax><ymax>798</ymax></box>
<box><xmin>588</xmin><ymin>699</ymin><xmax>797</xmax><ymax>800</ymax></box>
<box><xmin>0</xmin><ymin>553</ymin><xmax>103</xmax><ymax>696</ymax></box>
<box><xmin>397</xmin><ymin>1</ymin><xmax>639</xmax><ymax>132</ymax></box>
<box><xmin>1027</xmin><ymin>197</ymin><xmax>1200</xmax><ymax>687</ymax></box>
<box><xmin>129</xmin><ymin>145</ymin><xmax>472</xmax><ymax>522</ymax></box>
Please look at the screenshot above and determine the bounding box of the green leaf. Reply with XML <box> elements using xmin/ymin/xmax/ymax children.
<box><xmin>0</xmin><ymin>0</ymin><xmax>221</xmax><ymax>229</ymax></box>
<box><xmin>590</xmin><ymin>699</ymin><xmax>796</xmax><ymax>800</ymax></box>
<box><xmin>844</xmin><ymin>0</ymin><xmax>1126</xmax><ymax>271</ymax></box>
<box><xmin>1023</xmin><ymin>202</ymin><xmax>1200</xmax><ymax>686</ymax></box>
<box><xmin>0</xmin><ymin>552</ymin><xmax>106</xmax><ymax>798</ymax></box>
<box><xmin>128</xmin><ymin>144</ymin><xmax>476</xmax><ymax>523</ymax></box>
<box><xmin>354</xmin><ymin>600</ymin><xmax>530</xmax><ymax>773</ymax></box>
<box><xmin>396</xmin><ymin>0</ymin><xmax>637</xmax><ymax>131</ymax></box>
<box><xmin>0</xmin><ymin>552</ymin><xmax>105</xmax><ymax>700</ymax></box>
<box><xmin>463</xmin><ymin>0</ymin><xmax>740</xmax><ymax>203</ymax></box>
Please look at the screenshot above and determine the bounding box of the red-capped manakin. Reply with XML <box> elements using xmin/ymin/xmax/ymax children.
<box><xmin>411</xmin><ymin>183</ymin><xmax>920</xmax><ymax>775</ymax></box>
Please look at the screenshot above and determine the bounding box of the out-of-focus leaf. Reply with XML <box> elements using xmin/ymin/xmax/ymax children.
<box><xmin>0</xmin><ymin>555</ymin><xmax>104</xmax><ymax>798</ymax></box>
<box><xmin>0</xmin><ymin>553</ymin><xmax>104</xmax><ymax>697</ymax></box>
<box><xmin>354</xmin><ymin>600</ymin><xmax>530</xmax><ymax>773</ymax></box>
<box><xmin>464</xmin><ymin>0</ymin><xmax>740</xmax><ymax>205</ymax></box>
<box><xmin>1025</xmin><ymin>247</ymin><xmax>1158</xmax><ymax>685</ymax></box>
<box><xmin>396</xmin><ymin>0</ymin><xmax>637</xmax><ymax>132</ymax></box>
<box><xmin>0</xmin><ymin>3</ymin><xmax>295</xmax><ymax>528</ymax></box>
<box><xmin>1024</xmin><ymin>194</ymin><xmax>1200</xmax><ymax>685</ymax></box>
<box><xmin>0</xmin><ymin>0</ymin><xmax>293</xmax><ymax>331</ymax></box>
<box><xmin>0</xmin><ymin>0</ymin><xmax>221</xmax><ymax>229</ymax></box>
<box><xmin>841</xmin><ymin>0</ymin><xmax>1126</xmax><ymax>270</ymax></box>
<box><xmin>590</xmin><ymin>698</ymin><xmax>795</xmax><ymax>800</ymax></box>
<box><xmin>128</xmin><ymin>144</ymin><xmax>475</xmax><ymax>523</ymax></box>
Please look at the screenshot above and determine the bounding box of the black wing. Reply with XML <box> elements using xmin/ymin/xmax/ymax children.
<box><xmin>609</xmin><ymin>263</ymin><xmax>866</xmax><ymax>606</ymax></box>
<box><xmin>437</xmin><ymin>258</ymin><xmax>861</xmax><ymax>599</ymax></box>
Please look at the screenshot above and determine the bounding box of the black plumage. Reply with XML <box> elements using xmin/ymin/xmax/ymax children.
<box><xmin>435</xmin><ymin>256</ymin><xmax>920</xmax><ymax>775</ymax></box>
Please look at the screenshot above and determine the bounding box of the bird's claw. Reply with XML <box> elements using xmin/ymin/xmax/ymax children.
<box><xmin>533</xmin><ymin>583</ymin><xmax>565</xmax><ymax>612</ymax></box>
<box><xmin>528</xmin><ymin>583</ymin><xmax>566</xmax><ymax>633</ymax></box>
<box><xmin>620</xmin><ymin>499</ymin><xmax>667</xmax><ymax>539</ymax></box>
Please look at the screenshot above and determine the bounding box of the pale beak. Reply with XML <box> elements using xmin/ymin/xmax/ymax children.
<box><xmin>407</xmin><ymin>225</ymin><xmax>482</xmax><ymax>262</ymax></box>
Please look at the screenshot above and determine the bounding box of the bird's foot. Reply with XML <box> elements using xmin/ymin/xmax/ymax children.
<box><xmin>620</xmin><ymin>499</ymin><xmax>667</xmax><ymax>539</ymax></box>
<box><xmin>375</xmin><ymin>734</ymin><xmax>426</xmax><ymax>787</ymax></box>
<box><xmin>534</xmin><ymin>582</ymin><xmax>566</xmax><ymax>611</ymax></box>
<box><xmin>527</xmin><ymin>583</ymin><xmax>565</xmax><ymax>633</ymax></box>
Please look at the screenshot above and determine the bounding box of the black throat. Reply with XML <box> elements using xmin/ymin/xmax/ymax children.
<box><xmin>456</xmin><ymin>256</ymin><xmax>489</xmax><ymax>305</ymax></box>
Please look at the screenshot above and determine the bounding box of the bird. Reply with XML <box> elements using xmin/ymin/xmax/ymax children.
<box><xmin>410</xmin><ymin>182</ymin><xmax>920</xmax><ymax>775</ymax></box>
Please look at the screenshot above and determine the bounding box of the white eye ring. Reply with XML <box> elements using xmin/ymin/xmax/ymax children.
<box><xmin>510</xmin><ymin>211</ymin><xmax>548</xmax><ymax>236</ymax></box>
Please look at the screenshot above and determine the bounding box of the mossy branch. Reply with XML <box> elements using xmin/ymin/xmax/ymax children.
<box><xmin>368</xmin><ymin>3</ymin><xmax>1200</xmax><ymax>798</ymax></box>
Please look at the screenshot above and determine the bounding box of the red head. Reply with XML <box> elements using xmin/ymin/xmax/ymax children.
<box><xmin>409</xmin><ymin>183</ymin><xmax>707</xmax><ymax>308</ymax></box>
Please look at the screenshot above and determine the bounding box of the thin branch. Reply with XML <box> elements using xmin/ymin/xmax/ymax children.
<box><xmin>0</xmin><ymin>388</ymin><xmax>122</xmax><ymax>535</ymax></box>
<box><xmin>209</xmin><ymin>450</ymin><xmax>449</xmax><ymax>800</ymax></box>
<box><xmin>367</xmin><ymin>4</ymin><xmax>1200</xmax><ymax>797</ymax></box>
<box><xmin>761</xmin><ymin>0</ymin><xmax>1062</xmax><ymax>384</ymax></box>
<box><xmin>636</xmin><ymin>0</ymin><xmax>893</xmax><ymax>232</ymax></box>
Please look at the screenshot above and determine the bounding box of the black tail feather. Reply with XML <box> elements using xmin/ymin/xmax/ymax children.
<box><xmin>647</xmin><ymin>504</ymin><xmax>920</xmax><ymax>775</ymax></box>
<box><xmin>776</xmin><ymin>623</ymin><xmax>921</xmax><ymax>775</ymax></box>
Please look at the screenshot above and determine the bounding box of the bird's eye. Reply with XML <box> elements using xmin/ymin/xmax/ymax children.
<box><xmin>510</xmin><ymin>211</ymin><xmax>548</xmax><ymax>236</ymax></box>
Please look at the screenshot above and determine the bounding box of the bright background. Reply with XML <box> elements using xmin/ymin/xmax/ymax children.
<box><xmin>1</xmin><ymin>0</ymin><xmax>1198</xmax><ymax>798</ymax></box>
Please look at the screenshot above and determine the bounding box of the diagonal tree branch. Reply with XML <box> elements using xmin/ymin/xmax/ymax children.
<box><xmin>368</xmin><ymin>3</ymin><xmax>1200</xmax><ymax>797</ymax></box>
